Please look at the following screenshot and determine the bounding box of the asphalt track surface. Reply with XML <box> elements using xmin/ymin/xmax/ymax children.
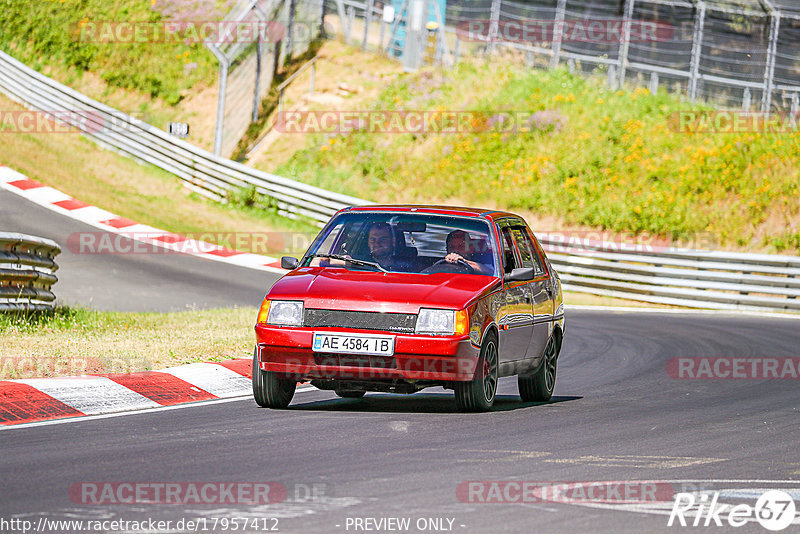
<box><xmin>0</xmin><ymin>188</ymin><xmax>281</xmax><ymax>311</ymax></box>
<box><xmin>3</xmin><ymin>189</ymin><xmax>800</xmax><ymax>533</ymax></box>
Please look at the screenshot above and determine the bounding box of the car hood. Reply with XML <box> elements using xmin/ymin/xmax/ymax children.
<box><xmin>267</xmin><ymin>268</ymin><xmax>501</xmax><ymax>313</ymax></box>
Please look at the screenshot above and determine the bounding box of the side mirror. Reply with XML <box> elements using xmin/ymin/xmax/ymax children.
<box><xmin>503</xmin><ymin>267</ymin><xmax>534</xmax><ymax>283</ymax></box>
<box><xmin>281</xmin><ymin>256</ymin><xmax>300</xmax><ymax>270</ymax></box>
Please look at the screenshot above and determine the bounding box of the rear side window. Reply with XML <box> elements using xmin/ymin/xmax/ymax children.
<box><xmin>500</xmin><ymin>227</ymin><xmax>518</xmax><ymax>274</ymax></box>
<box><xmin>511</xmin><ymin>227</ymin><xmax>545</xmax><ymax>276</ymax></box>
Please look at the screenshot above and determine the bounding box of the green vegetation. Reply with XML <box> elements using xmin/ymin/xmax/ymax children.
<box><xmin>0</xmin><ymin>0</ymin><xmax>218</xmax><ymax>104</ymax></box>
<box><xmin>274</xmin><ymin>60</ymin><xmax>800</xmax><ymax>253</ymax></box>
<box><xmin>0</xmin><ymin>306</ymin><xmax>256</xmax><ymax>379</ymax></box>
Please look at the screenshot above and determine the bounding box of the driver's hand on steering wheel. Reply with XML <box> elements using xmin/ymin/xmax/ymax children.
<box><xmin>445</xmin><ymin>252</ymin><xmax>464</xmax><ymax>264</ymax></box>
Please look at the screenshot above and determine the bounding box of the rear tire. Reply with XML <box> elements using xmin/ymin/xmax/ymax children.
<box><xmin>518</xmin><ymin>334</ymin><xmax>558</xmax><ymax>402</ymax></box>
<box><xmin>335</xmin><ymin>389</ymin><xmax>366</xmax><ymax>398</ymax></box>
<box><xmin>252</xmin><ymin>348</ymin><xmax>296</xmax><ymax>408</ymax></box>
<box><xmin>454</xmin><ymin>332</ymin><xmax>498</xmax><ymax>412</ymax></box>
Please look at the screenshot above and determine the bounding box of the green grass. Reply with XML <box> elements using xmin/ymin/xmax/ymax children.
<box><xmin>273</xmin><ymin>59</ymin><xmax>800</xmax><ymax>253</ymax></box>
<box><xmin>0</xmin><ymin>0</ymin><xmax>219</xmax><ymax>104</ymax></box>
<box><xmin>0</xmin><ymin>306</ymin><xmax>256</xmax><ymax>379</ymax></box>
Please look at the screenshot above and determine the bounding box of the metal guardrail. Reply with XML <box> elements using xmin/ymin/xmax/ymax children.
<box><xmin>0</xmin><ymin>233</ymin><xmax>61</xmax><ymax>311</ymax></box>
<box><xmin>537</xmin><ymin>236</ymin><xmax>800</xmax><ymax>312</ymax></box>
<box><xmin>0</xmin><ymin>50</ymin><xmax>371</xmax><ymax>225</ymax></box>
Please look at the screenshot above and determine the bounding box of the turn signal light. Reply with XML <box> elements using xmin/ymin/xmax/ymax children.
<box><xmin>256</xmin><ymin>299</ymin><xmax>271</xmax><ymax>325</ymax></box>
<box><xmin>455</xmin><ymin>309</ymin><xmax>469</xmax><ymax>336</ymax></box>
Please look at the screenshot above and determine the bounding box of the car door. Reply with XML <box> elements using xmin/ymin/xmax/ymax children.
<box><xmin>496</xmin><ymin>220</ymin><xmax>534</xmax><ymax>364</ymax></box>
<box><xmin>510</xmin><ymin>225</ymin><xmax>554</xmax><ymax>366</ymax></box>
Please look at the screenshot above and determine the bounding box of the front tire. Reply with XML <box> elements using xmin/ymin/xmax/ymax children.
<box><xmin>518</xmin><ymin>334</ymin><xmax>558</xmax><ymax>402</ymax></box>
<box><xmin>454</xmin><ymin>332</ymin><xmax>498</xmax><ymax>412</ymax></box>
<box><xmin>252</xmin><ymin>348</ymin><xmax>296</xmax><ymax>408</ymax></box>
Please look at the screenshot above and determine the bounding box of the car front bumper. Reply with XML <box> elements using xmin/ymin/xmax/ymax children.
<box><xmin>255</xmin><ymin>325</ymin><xmax>479</xmax><ymax>382</ymax></box>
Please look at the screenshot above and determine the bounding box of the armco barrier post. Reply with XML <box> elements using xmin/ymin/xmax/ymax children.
<box><xmin>688</xmin><ymin>1</ymin><xmax>706</xmax><ymax>103</ymax></box>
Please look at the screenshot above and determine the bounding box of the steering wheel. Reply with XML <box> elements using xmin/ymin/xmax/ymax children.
<box><xmin>423</xmin><ymin>258</ymin><xmax>475</xmax><ymax>274</ymax></box>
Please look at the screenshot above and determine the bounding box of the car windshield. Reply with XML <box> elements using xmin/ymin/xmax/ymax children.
<box><xmin>302</xmin><ymin>211</ymin><xmax>499</xmax><ymax>276</ymax></box>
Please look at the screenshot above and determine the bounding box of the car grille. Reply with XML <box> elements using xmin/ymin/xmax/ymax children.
<box><xmin>304</xmin><ymin>309</ymin><xmax>416</xmax><ymax>334</ymax></box>
<box><xmin>313</xmin><ymin>354</ymin><xmax>397</xmax><ymax>369</ymax></box>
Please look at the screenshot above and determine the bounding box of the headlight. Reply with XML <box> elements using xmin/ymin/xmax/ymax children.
<box><xmin>267</xmin><ymin>300</ymin><xmax>304</xmax><ymax>326</ymax></box>
<box><xmin>416</xmin><ymin>308</ymin><xmax>457</xmax><ymax>334</ymax></box>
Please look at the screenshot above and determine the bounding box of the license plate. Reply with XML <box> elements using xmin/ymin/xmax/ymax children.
<box><xmin>312</xmin><ymin>332</ymin><xmax>395</xmax><ymax>356</ymax></box>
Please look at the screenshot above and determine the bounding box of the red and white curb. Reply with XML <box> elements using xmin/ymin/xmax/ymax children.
<box><xmin>0</xmin><ymin>359</ymin><xmax>259</xmax><ymax>426</ymax></box>
<box><xmin>0</xmin><ymin>165</ymin><xmax>287</xmax><ymax>274</ymax></box>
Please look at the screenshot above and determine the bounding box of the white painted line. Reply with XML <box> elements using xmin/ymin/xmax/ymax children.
<box><xmin>16</xmin><ymin>376</ymin><xmax>160</xmax><ymax>415</ymax></box>
<box><xmin>1</xmin><ymin>386</ymin><xmax>318</xmax><ymax>430</ymax></box>
<box><xmin>160</xmin><ymin>363</ymin><xmax>252</xmax><ymax>398</ymax></box>
<box><xmin>567</xmin><ymin>305</ymin><xmax>800</xmax><ymax>319</ymax></box>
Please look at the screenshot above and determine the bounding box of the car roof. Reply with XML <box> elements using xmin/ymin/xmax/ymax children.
<box><xmin>345</xmin><ymin>204</ymin><xmax>521</xmax><ymax>221</ymax></box>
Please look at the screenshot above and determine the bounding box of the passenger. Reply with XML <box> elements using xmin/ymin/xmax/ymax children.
<box><xmin>444</xmin><ymin>230</ymin><xmax>493</xmax><ymax>275</ymax></box>
<box><xmin>310</xmin><ymin>223</ymin><xmax>414</xmax><ymax>272</ymax></box>
<box><xmin>366</xmin><ymin>222</ymin><xmax>414</xmax><ymax>271</ymax></box>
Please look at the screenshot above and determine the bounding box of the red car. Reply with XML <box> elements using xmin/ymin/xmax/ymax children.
<box><xmin>253</xmin><ymin>205</ymin><xmax>565</xmax><ymax>412</ymax></box>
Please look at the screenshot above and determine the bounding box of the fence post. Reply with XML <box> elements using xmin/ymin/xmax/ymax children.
<box><xmin>286</xmin><ymin>0</ymin><xmax>297</xmax><ymax>58</ymax></box>
<box><xmin>792</xmin><ymin>92</ymin><xmax>799</xmax><ymax>116</ymax></box>
<box><xmin>761</xmin><ymin>6</ymin><xmax>780</xmax><ymax>114</ymax></box>
<box><xmin>347</xmin><ymin>6</ymin><xmax>355</xmax><ymax>43</ymax></box>
<box><xmin>607</xmin><ymin>64</ymin><xmax>617</xmax><ymax>89</ymax></box>
<box><xmin>213</xmin><ymin>61</ymin><xmax>228</xmax><ymax>157</ymax></box>
<box><xmin>617</xmin><ymin>0</ymin><xmax>635</xmax><ymax>87</ymax></box>
<box><xmin>321</xmin><ymin>0</ymin><xmax>328</xmax><ymax>37</ymax></box>
<box><xmin>402</xmin><ymin>0</ymin><xmax>426</xmax><ymax>70</ymax></box>
<box><xmin>363</xmin><ymin>0</ymin><xmax>375</xmax><ymax>50</ymax></box>
<box><xmin>743</xmin><ymin>87</ymin><xmax>751</xmax><ymax>111</ymax></box>
<box><xmin>550</xmin><ymin>0</ymin><xmax>567</xmax><ymax>68</ymax></box>
<box><xmin>688</xmin><ymin>1</ymin><xmax>706</xmax><ymax>103</ymax></box>
<box><xmin>254</xmin><ymin>40</ymin><xmax>263</xmax><ymax>122</ymax></box>
<box><xmin>488</xmin><ymin>0</ymin><xmax>501</xmax><ymax>54</ymax></box>
<box><xmin>379</xmin><ymin>4</ymin><xmax>387</xmax><ymax>48</ymax></box>
<box><xmin>207</xmin><ymin>43</ymin><xmax>231</xmax><ymax>157</ymax></box>
<box><xmin>335</xmin><ymin>0</ymin><xmax>350</xmax><ymax>42</ymax></box>
<box><xmin>649</xmin><ymin>71</ymin><xmax>658</xmax><ymax>94</ymax></box>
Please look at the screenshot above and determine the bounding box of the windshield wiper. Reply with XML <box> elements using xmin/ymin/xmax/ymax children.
<box><xmin>311</xmin><ymin>253</ymin><xmax>388</xmax><ymax>273</ymax></box>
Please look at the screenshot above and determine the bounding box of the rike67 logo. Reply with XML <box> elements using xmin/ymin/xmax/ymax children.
<box><xmin>668</xmin><ymin>489</ymin><xmax>798</xmax><ymax>531</ymax></box>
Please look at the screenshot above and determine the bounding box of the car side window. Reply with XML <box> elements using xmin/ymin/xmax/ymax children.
<box><xmin>500</xmin><ymin>227</ymin><xmax>517</xmax><ymax>274</ymax></box>
<box><xmin>527</xmin><ymin>232</ymin><xmax>547</xmax><ymax>276</ymax></box>
<box><xmin>511</xmin><ymin>227</ymin><xmax>545</xmax><ymax>276</ymax></box>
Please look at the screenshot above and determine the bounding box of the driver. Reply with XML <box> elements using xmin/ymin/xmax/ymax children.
<box><xmin>444</xmin><ymin>230</ymin><xmax>493</xmax><ymax>275</ymax></box>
